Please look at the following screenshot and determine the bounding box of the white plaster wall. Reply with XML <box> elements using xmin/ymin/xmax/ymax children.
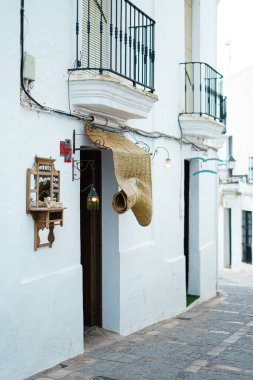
<box><xmin>187</xmin><ymin>157</ymin><xmax>218</xmax><ymax>300</ymax></box>
<box><xmin>199</xmin><ymin>159</ymin><xmax>218</xmax><ymax>299</ymax></box>
<box><xmin>116</xmin><ymin>0</ymin><xmax>219</xmax><ymax>334</ymax></box>
<box><xmin>118</xmin><ymin>0</ymin><xmax>184</xmax><ymax>335</ymax></box>
<box><xmin>0</xmin><ymin>0</ymin><xmax>220</xmax><ymax>377</ymax></box>
<box><xmin>0</xmin><ymin>1</ymin><xmax>84</xmax><ymax>379</ymax></box>
<box><xmin>101</xmin><ymin>151</ymin><xmax>120</xmax><ymax>332</ymax></box>
<box><xmin>192</xmin><ymin>0</ymin><xmax>218</xmax><ymax>66</ymax></box>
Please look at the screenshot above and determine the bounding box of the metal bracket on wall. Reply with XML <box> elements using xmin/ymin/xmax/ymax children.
<box><xmin>72</xmin><ymin>159</ymin><xmax>95</xmax><ymax>181</ymax></box>
<box><xmin>72</xmin><ymin>129</ymin><xmax>103</xmax><ymax>154</ymax></box>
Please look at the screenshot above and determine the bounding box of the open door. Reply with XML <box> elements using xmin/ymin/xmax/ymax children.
<box><xmin>184</xmin><ymin>160</ymin><xmax>190</xmax><ymax>291</ymax></box>
<box><xmin>224</xmin><ymin>208</ymin><xmax>232</xmax><ymax>268</ymax></box>
<box><xmin>184</xmin><ymin>159</ymin><xmax>199</xmax><ymax>306</ymax></box>
<box><xmin>80</xmin><ymin>149</ymin><xmax>102</xmax><ymax>327</ymax></box>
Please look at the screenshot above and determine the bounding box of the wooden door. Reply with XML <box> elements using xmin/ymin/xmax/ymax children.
<box><xmin>80</xmin><ymin>149</ymin><xmax>102</xmax><ymax>327</ymax></box>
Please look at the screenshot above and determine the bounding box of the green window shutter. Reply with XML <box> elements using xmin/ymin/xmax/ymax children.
<box><xmin>82</xmin><ymin>0</ymin><xmax>110</xmax><ymax>69</ymax></box>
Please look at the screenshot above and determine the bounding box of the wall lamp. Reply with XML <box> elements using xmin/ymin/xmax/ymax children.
<box><xmin>135</xmin><ymin>141</ymin><xmax>172</xmax><ymax>168</ymax></box>
<box><xmin>227</xmin><ymin>154</ymin><xmax>236</xmax><ymax>170</ymax></box>
<box><xmin>152</xmin><ymin>146</ymin><xmax>172</xmax><ymax>168</ymax></box>
<box><xmin>72</xmin><ymin>158</ymin><xmax>100</xmax><ymax>211</ymax></box>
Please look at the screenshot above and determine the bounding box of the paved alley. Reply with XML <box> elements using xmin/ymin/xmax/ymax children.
<box><xmin>29</xmin><ymin>270</ymin><xmax>253</xmax><ymax>380</ymax></box>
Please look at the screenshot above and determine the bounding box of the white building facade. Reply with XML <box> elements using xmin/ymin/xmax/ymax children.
<box><xmin>219</xmin><ymin>182</ymin><xmax>253</xmax><ymax>269</ymax></box>
<box><xmin>1</xmin><ymin>1</ymin><xmax>225</xmax><ymax>379</ymax></box>
<box><xmin>219</xmin><ymin>66</ymin><xmax>253</xmax><ymax>270</ymax></box>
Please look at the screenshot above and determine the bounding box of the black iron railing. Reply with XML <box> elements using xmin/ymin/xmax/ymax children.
<box><xmin>74</xmin><ymin>0</ymin><xmax>155</xmax><ymax>92</ymax></box>
<box><xmin>181</xmin><ymin>62</ymin><xmax>227</xmax><ymax>124</ymax></box>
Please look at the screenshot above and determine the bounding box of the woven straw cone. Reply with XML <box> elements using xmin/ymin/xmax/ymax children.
<box><xmin>86</xmin><ymin>124</ymin><xmax>152</xmax><ymax>226</ymax></box>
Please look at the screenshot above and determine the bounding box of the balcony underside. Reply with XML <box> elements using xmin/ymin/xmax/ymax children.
<box><xmin>180</xmin><ymin>113</ymin><xmax>226</xmax><ymax>139</ymax></box>
<box><xmin>69</xmin><ymin>71</ymin><xmax>158</xmax><ymax>121</ymax></box>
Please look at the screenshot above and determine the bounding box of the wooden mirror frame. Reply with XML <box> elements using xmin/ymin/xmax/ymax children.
<box><xmin>26</xmin><ymin>156</ymin><xmax>65</xmax><ymax>251</ymax></box>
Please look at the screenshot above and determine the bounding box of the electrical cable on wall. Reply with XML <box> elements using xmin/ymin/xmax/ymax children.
<box><xmin>20</xmin><ymin>0</ymin><xmax>217</xmax><ymax>153</ymax></box>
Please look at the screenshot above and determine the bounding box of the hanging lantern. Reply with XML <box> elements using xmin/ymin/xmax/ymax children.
<box><xmin>86</xmin><ymin>185</ymin><xmax>100</xmax><ymax>211</ymax></box>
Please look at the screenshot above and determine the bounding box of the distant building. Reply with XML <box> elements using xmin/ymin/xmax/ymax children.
<box><xmin>219</xmin><ymin>65</ymin><xmax>253</xmax><ymax>269</ymax></box>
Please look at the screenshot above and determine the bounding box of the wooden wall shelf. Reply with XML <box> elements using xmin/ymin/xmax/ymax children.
<box><xmin>27</xmin><ymin>157</ymin><xmax>66</xmax><ymax>251</ymax></box>
<box><xmin>29</xmin><ymin>208</ymin><xmax>65</xmax><ymax>251</ymax></box>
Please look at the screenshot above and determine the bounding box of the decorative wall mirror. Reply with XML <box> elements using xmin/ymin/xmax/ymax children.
<box><xmin>27</xmin><ymin>157</ymin><xmax>61</xmax><ymax>209</ymax></box>
<box><xmin>27</xmin><ymin>157</ymin><xmax>65</xmax><ymax>251</ymax></box>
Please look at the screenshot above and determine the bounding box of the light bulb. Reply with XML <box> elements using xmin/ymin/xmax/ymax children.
<box><xmin>164</xmin><ymin>158</ymin><xmax>172</xmax><ymax>169</ymax></box>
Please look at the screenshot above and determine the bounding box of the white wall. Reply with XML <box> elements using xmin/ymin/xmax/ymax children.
<box><xmin>192</xmin><ymin>0</ymin><xmax>218</xmax><ymax>66</ymax></box>
<box><xmin>0</xmin><ymin>1</ymin><xmax>84</xmax><ymax>379</ymax></box>
<box><xmin>199</xmin><ymin>165</ymin><xmax>218</xmax><ymax>299</ymax></box>
<box><xmin>101</xmin><ymin>151</ymin><xmax>120</xmax><ymax>332</ymax></box>
<box><xmin>187</xmin><ymin>157</ymin><xmax>218</xmax><ymax>300</ymax></box>
<box><xmin>0</xmin><ymin>0</ymin><xmax>220</xmax><ymax>377</ymax></box>
<box><xmin>115</xmin><ymin>0</ymin><xmax>219</xmax><ymax>335</ymax></box>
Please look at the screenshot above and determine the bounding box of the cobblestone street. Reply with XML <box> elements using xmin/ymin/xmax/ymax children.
<box><xmin>29</xmin><ymin>270</ymin><xmax>253</xmax><ymax>380</ymax></box>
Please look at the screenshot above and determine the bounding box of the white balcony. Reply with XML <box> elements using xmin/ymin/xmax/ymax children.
<box><xmin>69</xmin><ymin>0</ymin><xmax>157</xmax><ymax>122</ymax></box>
<box><xmin>69</xmin><ymin>71</ymin><xmax>158</xmax><ymax>121</ymax></box>
<box><xmin>180</xmin><ymin>113</ymin><xmax>225</xmax><ymax>139</ymax></box>
<box><xmin>180</xmin><ymin>62</ymin><xmax>226</xmax><ymax>139</ymax></box>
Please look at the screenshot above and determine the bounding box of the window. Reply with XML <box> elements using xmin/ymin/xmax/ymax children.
<box><xmin>242</xmin><ymin>211</ymin><xmax>252</xmax><ymax>264</ymax></box>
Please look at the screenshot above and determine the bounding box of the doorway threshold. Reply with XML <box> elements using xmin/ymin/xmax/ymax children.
<box><xmin>186</xmin><ymin>294</ymin><xmax>200</xmax><ymax>307</ymax></box>
<box><xmin>83</xmin><ymin>326</ymin><xmax>122</xmax><ymax>352</ymax></box>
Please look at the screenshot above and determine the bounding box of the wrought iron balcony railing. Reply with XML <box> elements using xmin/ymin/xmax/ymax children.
<box><xmin>74</xmin><ymin>0</ymin><xmax>155</xmax><ymax>92</ymax></box>
<box><xmin>181</xmin><ymin>62</ymin><xmax>227</xmax><ymax>124</ymax></box>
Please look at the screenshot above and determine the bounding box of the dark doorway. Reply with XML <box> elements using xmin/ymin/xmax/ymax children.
<box><xmin>224</xmin><ymin>208</ymin><xmax>232</xmax><ymax>268</ymax></box>
<box><xmin>228</xmin><ymin>208</ymin><xmax>232</xmax><ymax>267</ymax></box>
<box><xmin>80</xmin><ymin>149</ymin><xmax>102</xmax><ymax>327</ymax></box>
<box><xmin>184</xmin><ymin>160</ymin><xmax>190</xmax><ymax>291</ymax></box>
<box><xmin>242</xmin><ymin>210</ymin><xmax>252</xmax><ymax>264</ymax></box>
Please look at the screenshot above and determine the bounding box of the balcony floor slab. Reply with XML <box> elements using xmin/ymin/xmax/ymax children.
<box><xmin>69</xmin><ymin>71</ymin><xmax>158</xmax><ymax>121</ymax></box>
<box><xmin>180</xmin><ymin>114</ymin><xmax>226</xmax><ymax>139</ymax></box>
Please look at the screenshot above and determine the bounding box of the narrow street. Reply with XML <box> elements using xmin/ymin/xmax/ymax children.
<box><xmin>30</xmin><ymin>270</ymin><xmax>253</xmax><ymax>380</ymax></box>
